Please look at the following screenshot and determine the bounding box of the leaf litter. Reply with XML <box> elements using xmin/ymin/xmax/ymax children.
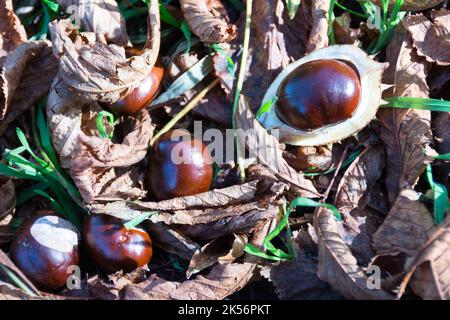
<box><xmin>0</xmin><ymin>0</ymin><xmax>449</xmax><ymax>301</ymax></box>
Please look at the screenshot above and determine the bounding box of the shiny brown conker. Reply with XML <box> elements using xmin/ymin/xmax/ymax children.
<box><xmin>276</xmin><ymin>59</ymin><xmax>361</xmax><ymax>130</ymax></box>
<box><xmin>83</xmin><ymin>214</ymin><xmax>153</xmax><ymax>273</ymax></box>
<box><xmin>9</xmin><ymin>213</ymin><xmax>80</xmax><ymax>290</ymax></box>
<box><xmin>148</xmin><ymin>130</ymin><xmax>213</xmax><ymax>200</ymax></box>
<box><xmin>104</xmin><ymin>60</ymin><xmax>164</xmax><ymax>115</ymax></box>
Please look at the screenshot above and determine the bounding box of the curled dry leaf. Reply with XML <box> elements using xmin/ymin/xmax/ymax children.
<box><xmin>91</xmin><ymin>181</ymin><xmax>259</xmax><ymax>219</ymax></box>
<box><xmin>314</xmin><ymin>207</ymin><xmax>394</xmax><ymax>300</ymax></box>
<box><xmin>0</xmin><ymin>41</ymin><xmax>58</xmax><ymax>133</ymax></box>
<box><xmin>374</xmin><ymin>0</ymin><xmax>444</xmax><ymax>11</ymax></box>
<box><xmin>56</xmin><ymin>0</ymin><xmax>130</xmax><ymax>46</ymax></box>
<box><xmin>283</xmin><ymin>145</ymin><xmax>333</xmax><ymax>172</ymax></box>
<box><xmin>0</xmin><ymin>178</ymin><xmax>15</xmax><ymax>220</ymax></box>
<box><xmin>70</xmin><ymin>109</ymin><xmax>154</xmax><ymax>203</ymax></box>
<box><xmin>405</xmin><ymin>216</ymin><xmax>450</xmax><ymax>300</ymax></box>
<box><xmin>145</xmin><ymin>222</ymin><xmax>200</xmax><ymax>261</ymax></box>
<box><xmin>334</xmin><ymin>146</ymin><xmax>385</xmax><ymax>217</ymax></box>
<box><xmin>372</xmin><ymin>189</ymin><xmax>436</xmax><ymax>257</ymax></box>
<box><xmin>379</xmin><ymin>22</ymin><xmax>434</xmax><ymax>203</ymax></box>
<box><xmin>47</xmin><ymin>77</ymin><xmax>154</xmax><ymax>203</ymax></box>
<box><xmin>49</xmin><ymin>3</ymin><xmax>160</xmax><ymax>103</ymax></box>
<box><xmin>179</xmin><ymin>0</ymin><xmax>237</xmax><ymax>44</ymax></box>
<box><xmin>403</xmin><ymin>12</ymin><xmax>450</xmax><ymax>66</ymax></box>
<box><xmin>378</xmin><ymin>109</ymin><xmax>433</xmax><ymax>203</ymax></box>
<box><xmin>271</xmin><ymin>231</ymin><xmax>344</xmax><ymax>300</ymax></box>
<box><xmin>121</xmin><ymin>212</ymin><xmax>274</xmax><ymax>300</ymax></box>
<box><xmin>235</xmin><ymin>95</ymin><xmax>319</xmax><ymax>198</ymax></box>
<box><xmin>178</xmin><ymin>205</ymin><xmax>278</xmax><ymax>241</ymax></box>
<box><xmin>0</xmin><ymin>0</ymin><xmax>27</xmax><ymax>66</ymax></box>
<box><xmin>187</xmin><ymin>234</ymin><xmax>247</xmax><ymax>279</ymax></box>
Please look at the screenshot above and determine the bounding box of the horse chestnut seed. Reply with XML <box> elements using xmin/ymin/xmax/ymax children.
<box><xmin>149</xmin><ymin>130</ymin><xmax>213</xmax><ymax>200</ymax></box>
<box><xmin>83</xmin><ymin>214</ymin><xmax>152</xmax><ymax>273</ymax></box>
<box><xmin>9</xmin><ymin>213</ymin><xmax>80</xmax><ymax>290</ymax></box>
<box><xmin>105</xmin><ymin>61</ymin><xmax>164</xmax><ymax>115</ymax></box>
<box><xmin>276</xmin><ymin>59</ymin><xmax>361</xmax><ymax>130</ymax></box>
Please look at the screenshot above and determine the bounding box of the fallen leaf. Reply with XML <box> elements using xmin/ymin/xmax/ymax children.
<box><xmin>399</xmin><ymin>216</ymin><xmax>450</xmax><ymax>300</ymax></box>
<box><xmin>178</xmin><ymin>204</ymin><xmax>278</xmax><ymax>241</ymax></box>
<box><xmin>0</xmin><ymin>0</ymin><xmax>27</xmax><ymax>66</ymax></box>
<box><xmin>314</xmin><ymin>207</ymin><xmax>394</xmax><ymax>299</ymax></box>
<box><xmin>271</xmin><ymin>230</ymin><xmax>344</xmax><ymax>300</ymax></box>
<box><xmin>187</xmin><ymin>234</ymin><xmax>247</xmax><ymax>279</ymax></box>
<box><xmin>334</xmin><ymin>146</ymin><xmax>385</xmax><ymax>217</ymax></box>
<box><xmin>374</xmin><ymin>0</ymin><xmax>444</xmax><ymax>11</ymax></box>
<box><xmin>0</xmin><ymin>41</ymin><xmax>58</xmax><ymax>132</ymax></box>
<box><xmin>0</xmin><ymin>178</ymin><xmax>15</xmax><ymax>220</ymax></box>
<box><xmin>179</xmin><ymin>0</ymin><xmax>237</xmax><ymax>44</ymax></box>
<box><xmin>56</xmin><ymin>0</ymin><xmax>130</xmax><ymax>46</ymax></box>
<box><xmin>235</xmin><ymin>95</ymin><xmax>319</xmax><ymax>198</ymax></box>
<box><xmin>145</xmin><ymin>222</ymin><xmax>200</xmax><ymax>261</ymax></box>
<box><xmin>403</xmin><ymin>12</ymin><xmax>450</xmax><ymax>66</ymax></box>
<box><xmin>283</xmin><ymin>145</ymin><xmax>333</xmax><ymax>173</ymax></box>
<box><xmin>378</xmin><ymin>108</ymin><xmax>434</xmax><ymax>203</ymax></box>
<box><xmin>305</xmin><ymin>0</ymin><xmax>330</xmax><ymax>53</ymax></box>
<box><xmin>121</xmin><ymin>214</ymin><xmax>274</xmax><ymax>300</ymax></box>
<box><xmin>49</xmin><ymin>7</ymin><xmax>159</xmax><ymax>103</ymax></box>
<box><xmin>69</xmin><ymin>109</ymin><xmax>154</xmax><ymax>203</ymax></box>
<box><xmin>91</xmin><ymin>181</ymin><xmax>259</xmax><ymax>218</ymax></box>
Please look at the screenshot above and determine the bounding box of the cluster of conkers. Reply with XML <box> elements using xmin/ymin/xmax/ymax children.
<box><xmin>9</xmin><ymin>212</ymin><xmax>153</xmax><ymax>290</ymax></box>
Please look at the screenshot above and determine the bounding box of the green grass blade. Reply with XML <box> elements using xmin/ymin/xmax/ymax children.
<box><xmin>426</xmin><ymin>165</ymin><xmax>448</xmax><ymax>224</ymax></box>
<box><xmin>16</xmin><ymin>182</ymin><xmax>49</xmax><ymax>206</ymax></box>
<box><xmin>243</xmin><ymin>243</ymin><xmax>286</xmax><ymax>261</ymax></box>
<box><xmin>434</xmin><ymin>153</ymin><xmax>450</xmax><ymax>160</ymax></box>
<box><xmin>124</xmin><ymin>211</ymin><xmax>157</xmax><ymax>230</ymax></box>
<box><xmin>383</xmin><ymin>97</ymin><xmax>450</xmax><ymax>112</ymax></box>
<box><xmin>288</xmin><ymin>197</ymin><xmax>342</xmax><ymax>220</ymax></box>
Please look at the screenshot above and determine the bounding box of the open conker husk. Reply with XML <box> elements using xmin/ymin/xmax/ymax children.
<box><xmin>103</xmin><ymin>60</ymin><xmax>164</xmax><ymax>116</ymax></box>
<box><xmin>148</xmin><ymin>130</ymin><xmax>213</xmax><ymax>200</ymax></box>
<box><xmin>83</xmin><ymin>214</ymin><xmax>153</xmax><ymax>273</ymax></box>
<box><xmin>259</xmin><ymin>45</ymin><xmax>387</xmax><ymax>146</ymax></box>
<box><xmin>9</xmin><ymin>212</ymin><xmax>80</xmax><ymax>290</ymax></box>
<box><xmin>276</xmin><ymin>59</ymin><xmax>361</xmax><ymax>130</ymax></box>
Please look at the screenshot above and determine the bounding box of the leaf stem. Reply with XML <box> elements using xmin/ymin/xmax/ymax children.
<box><xmin>232</xmin><ymin>0</ymin><xmax>253</xmax><ymax>182</ymax></box>
<box><xmin>149</xmin><ymin>78</ymin><xmax>219</xmax><ymax>147</ymax></box>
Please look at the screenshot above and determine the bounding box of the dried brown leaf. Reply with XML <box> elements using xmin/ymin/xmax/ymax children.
<box><xmin>403</xmin><ymin>12</ymin><xmax>450</xmax><ymax>66</ymax></box>
<box><xmin>271</xmin><ymin>231</ymin><xmax>344</xmax><ymax>300</ymax></box>
<box><xmin>180</xmin><ymin>0</ymin><xmax>237</xmax><ymax>44</ymax></box>
<box><xmin>334</xmin><ymin>146</ymin><xmax>385</xmax><ymax>217</ymax></box>
<box><xmin>378</xmin><ymin>108</ymin><xmax>433</xmax><ymax>203</ymax></box>
<box><xmin>235</xmin><ymin>95</ymin><xmax>319</xmax><ymax>198</ymax></box>
<box><xmin>178</xmin><ymin>205</ymin><xmax>278</xmax><ymax>241</ymax></box>
<box><xmin>187</xmin><ymin>234</ymin><xmax>247</xmax><ymax>279</ymax></box>
<box><xmin>305</xmin><ymin>0</ymin><xmax>330</xmax><ymax>53</ymax></box>
<box><xmin>372</xmin><ymin>189</ymin><xmax>436</xmax><ymax>257</ymax></box>
<box><xmin>56</xmin><ymin>0</ymin><xmax>130</xmax><ymax>46</ymax></box>
<box><xmin>49</xmin><ymin>4</ymin><xmax>159</xmax><ymax>103</ymax></box>
<box><xmin>0</xmin><ymin>41</ymin><xmax>58</xmax><ymax>131</ymax></box>
<box><xmin>145</xmin><ymin>222</ymin><xmax>200</xmax><ymax>261</ymax></box>
<box><xmin>0</xmin><ymin>0</ymin><xmax>27</xmax><ymax>66</ymax></box>
<box><xmin>0</xmin><ymin>178</ymin><xmax>15</xmax><ymax>220</ymax></box>
<box><xmin>91</xmin><ymin>181</ymin><xmax>259</xmax><ymax>218</ymax></box>
<box><xmin>398</xmin><ymin>216</ymin><xmax>450</xmax><ymax>300</ymax></box>
<box><xmin>374</xmin><ymin>0</ymin><xmax>444</xmax><ymax>11</ymax></box>
<box><xmin>47</xmin><ymin>77</ymin><xmax>154</xmax><ymax>203</ymax></box>
<box><xmin>314</xmin><ymin>207</ymin><xmax>394</xmax><ymax>300</ymax></box>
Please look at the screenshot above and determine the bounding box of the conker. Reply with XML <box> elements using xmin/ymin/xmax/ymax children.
<box><xmin>105</xmin><ymin>61</ymin><xmax>164</xmax><ymax>115</ymax></box>
<box><xmin>9</xmin><ymin>213</ymin><xmax>80</xmax><ymax>290</ymax></box>
<box><xmin>276</xmin><ymin>59</ymin><xmax>361</xmax><ymax>130</ymax></box>
<box><xmin>83</xmin><ymin>214</ymin><xmax>152</xmax><ymax>273</ymax></box>
<box><xmin>149</xmin><ymin>130</ymin><xmax>213</xmax><ymax>200</ymax></box>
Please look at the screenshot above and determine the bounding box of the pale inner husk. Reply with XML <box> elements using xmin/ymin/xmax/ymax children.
<box><xmin>258</xmin><ymin>45</ymin><xmax>388</xmax><ymax>146</ymax></box>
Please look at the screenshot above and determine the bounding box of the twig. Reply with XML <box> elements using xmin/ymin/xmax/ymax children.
<box><xmin>321</xmin><ymin>144</ymin><xmax>349</xmax><ymax>202</ymax></box>
<box><xmin>149</xmin><ymin>78</ymin><xmax>219</xmax><ymax>147</ymax></box>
